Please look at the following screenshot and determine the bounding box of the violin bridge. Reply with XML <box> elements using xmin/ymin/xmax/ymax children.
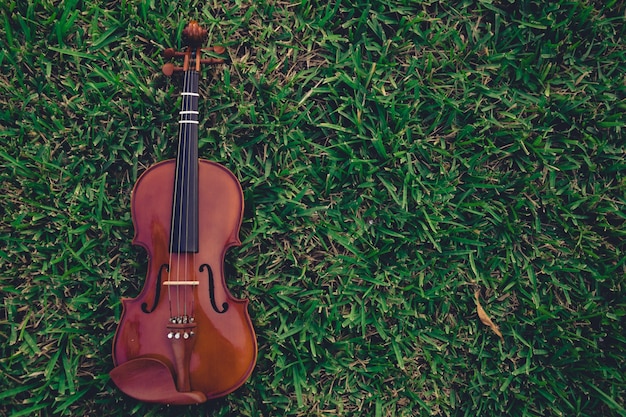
<box><xmin>162</xmin><ymin>281</ymin><xmax>200</xmax><ymax>286</ymax></box>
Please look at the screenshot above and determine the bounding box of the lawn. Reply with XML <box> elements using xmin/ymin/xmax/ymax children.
<box><xmin>1</xmin><ymin>0</ymin><xmax>625</xmax><ymax>416</ymax></box>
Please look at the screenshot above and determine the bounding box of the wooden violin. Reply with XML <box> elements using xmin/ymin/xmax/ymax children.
<box><xmin>110</xmin><ymin>21</ymin><xmax>257</xmax><ymax>405</ymax></box>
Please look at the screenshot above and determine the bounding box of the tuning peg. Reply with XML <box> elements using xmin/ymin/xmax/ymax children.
<box><xmin>199</xmin><ymin>46</ymin><xmax>226</xmax><ymax>65</ymax></box>
<box><xmin>200</xmin><ymin>58</ymin><xmax>225</xmax><ymax>65</ymax></box>
<box><xmin>202</xmin><ymin>46</ymin><xmax>226</xmax><ymax>54</ymax></box>
<box><xmin>162</xmin><ymin>63</ymin><xmax>183</xmax><ymax>76</ymax></box>
<box><xmin>163</xmin><ymin>48</ymin><xmax>185</xmax><ymax>59</ymax></box>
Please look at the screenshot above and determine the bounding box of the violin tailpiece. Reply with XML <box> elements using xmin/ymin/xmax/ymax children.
<box><xmin>167</xmin><ymin>321</ymin><xmax>198</xmax><ymax>392</ymax></box>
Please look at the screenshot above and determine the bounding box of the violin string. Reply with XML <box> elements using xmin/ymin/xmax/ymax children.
<box><xmin>191</xmin><ymin>55</ymin><xmax>199</xmax><ymax>320</ymax></box>
<box><xmin>171</xmin><ymin>64</ymin><xmax>191</xmax><ymax>321</ymax></box>
<box><xmin>192</xmin><ymin>57</ymin><xmax>199</xmax><ymax>320</ymax></box>
<box><xmin>179</xmin><ymin>68</ymin><xmax>186</xmax><ymax>321</ymax></box>
<box><xmin>190</xmin><ymin>63</ymin><xmax>197</xmax><ymax>320</ymax></box>
<box><xmin>167</xmin><ymin>52</ymin><xmax>201</xmax><ymax>323</ymax></box>
<box><xmin>173</xmin><ymin>71</ymin><xmax>184</xmax><ymax>321</ymax></box>
<box><xmin>184</xmin><ymin>53</ymin><xmax>200</xmax><ymax>321</ymax></box>
<box><xmin>168</xmin><ymin>66</ymin><xmax>186</xmax><ymax>321</ymax></box>
<box><xmin>184</xmin><ymin>54</ymin><xmax>194</xmax><ymax>321</ymax></box>
<box><xmin>179</xmin><ymin>65</ymin><xmax>192</xmax><ymax>321</ymax></box>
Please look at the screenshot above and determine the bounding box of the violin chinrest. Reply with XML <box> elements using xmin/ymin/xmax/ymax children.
<box><xmin>110</xmin><ymin>357</ymin><xmax>207</xmax><ymax>405</ymax></box>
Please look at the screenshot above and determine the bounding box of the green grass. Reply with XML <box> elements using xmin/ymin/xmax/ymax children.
<box><xmin>1</xmin><ymin>0</ymin><xmax>625</xmax><ymax>416</ymax></box>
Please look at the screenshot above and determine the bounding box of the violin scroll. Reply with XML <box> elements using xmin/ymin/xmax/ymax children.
<box><xmin>182</xmin><ymin>20</ymin><xmax>208</xmax><ymax>47</ymax></box>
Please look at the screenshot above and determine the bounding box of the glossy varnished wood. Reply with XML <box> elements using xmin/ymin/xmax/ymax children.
<box><xmin>112</xmin><ymin>159</ymin><xmax>257</xmax><ymax>400</ymax></box>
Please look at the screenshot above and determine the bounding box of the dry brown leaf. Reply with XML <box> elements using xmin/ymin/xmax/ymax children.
<box><xmin>475</xmin><ymin>290</ymin><xmax>504</xmax><ymax>342</ymax></box>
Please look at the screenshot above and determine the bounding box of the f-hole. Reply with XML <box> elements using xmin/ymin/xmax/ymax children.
<box><xmin>199</xmin><ymin>264</ymin><xmax>228</xmax><ymax>314</ymax></box>
<box><xmin>142</xmin><ymin>264</ymin><xmax>169</xmax><ymax>313</ymax></box>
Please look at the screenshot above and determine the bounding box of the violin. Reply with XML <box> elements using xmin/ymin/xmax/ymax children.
<box><xmin>110</xmin><ymin>21</ymin><xmax>257</xmax><ymax>405</ymax></box>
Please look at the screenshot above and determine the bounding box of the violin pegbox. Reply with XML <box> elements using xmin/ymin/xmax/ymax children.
<box><xmin>162</xmin><ymin>21</ymin><xmax>226</xmax><ymax>76</ymax></box>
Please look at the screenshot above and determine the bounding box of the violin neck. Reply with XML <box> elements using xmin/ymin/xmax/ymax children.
<box><xmin>170</xmin><ymin>70</ymin><xmax>200</xmax><ymax>253</ymax></box>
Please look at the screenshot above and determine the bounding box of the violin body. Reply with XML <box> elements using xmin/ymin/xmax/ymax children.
<box><xmin>110</xmin><ymin>21</ymin><xmax>256</xmax><ymax>405</ymax></box>
<box><xmin>111</xmin><ymin>160</ymin><xmax>256</xmax><ymax>403</ymax></box>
